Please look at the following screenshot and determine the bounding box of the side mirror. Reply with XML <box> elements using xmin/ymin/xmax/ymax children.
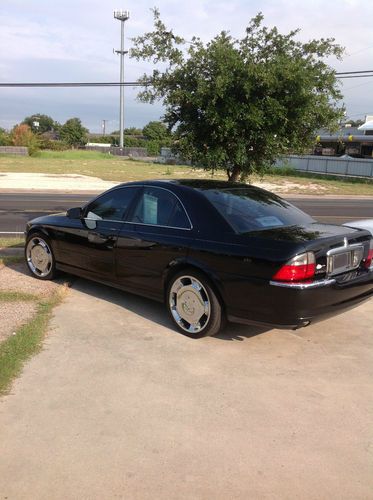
<box><xmin>67</xmin><ymin>207</ymin><xmax>83</xmax><ymax>219</ymax></box>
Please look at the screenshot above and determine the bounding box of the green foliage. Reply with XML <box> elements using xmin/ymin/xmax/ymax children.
<box><xmin>37</xmin><ymin>137</ymin><xmax>69</xmax><ymax>151</ymax></box>
<box><xmin>111</xmin><ymin>128</ymin><xmax>143</xmax><ymax>136</ymax></box>
<box><xmin>87</xmin><ymin>135</ymin><xmax>113</xmax><ymax>144</ymax></box>
<box><xmin>60</xmin><ymin>118</ymin><xmax>88</xmax><ymax>147</ymax></box>
<box><xmin>146</xmin><ymin>140</ymin><xmax>162</xmax><ymax>156</ymax></box>
<box><xmin>131</xmin><ymin>10</ymin><xmax>344</xmax><ymax>181</ymax></box>
<box><xmin>0</xmin><ymin>128</ymin><xmax>11</xmax><ymax>146</ymax></box>
<box><xmin>143</xmin><ymin>120</ymin><xmax>170</xmax><ymax>141</ymax></box>
<box><xmin>124</xmin><ymin>127</ymin><xmax>143</xmax><ymax>135</ymax></box>
<box><xmin>22</xmin><ymin>114</ymin><xmax>59</xmax><ymax>134</ymax></box>
<box><xmin>345</xmin><ymin>119</ymin><xmax>364</xmax><ymax>128</ymax></box>
<box><xmin>124</xmin><ymin>136</ymin><xmax>147</xmax><ymax>148</ymax></box>
<box><xmin>109</xmin><ymin>135</ymin><xmax>148</xmax><ymax>147</ymax></box>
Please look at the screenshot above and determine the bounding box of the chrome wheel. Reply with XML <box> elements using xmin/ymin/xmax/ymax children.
<box><xmin>26</xmin><ymin>236</ymin><xmax>53</xmax><ymax>278</ymax></box>
<box><xmin>169</xmin><ymin>275</ymin><xmax>211</xmax><ymax>334</ymax></box>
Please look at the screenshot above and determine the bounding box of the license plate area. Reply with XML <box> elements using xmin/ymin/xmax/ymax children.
<box><xmin>327</xmin><ymin>244</ymin><xmax>364</xmax><ymax>276</ymax></box>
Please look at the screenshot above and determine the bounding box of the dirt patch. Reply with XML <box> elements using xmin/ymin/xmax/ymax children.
<box><xmin>253</xmin><ymin>180</ymin><xmax>329</xmax><ymax>193</ymax></box>
<box><xmin>0</xmin><ymin>261</ymin><xmax>63</xmax><ymax>297</ymax></box>
<box><xmin>0</xmin><ymin>301</ymin><xmax>37</xmax><ymax>343</ymax></box>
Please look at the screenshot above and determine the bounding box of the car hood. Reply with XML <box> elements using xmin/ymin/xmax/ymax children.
<box><xmin>27</xmin><ymin>212</ymin><xmax>67</xmax><ymax>226</ymax></box>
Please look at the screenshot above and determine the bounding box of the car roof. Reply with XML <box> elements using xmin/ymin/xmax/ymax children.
<box><xmin>115</xmin><ymin>178</ymin><xmax>271</xmax><ymax>194</ymax></box>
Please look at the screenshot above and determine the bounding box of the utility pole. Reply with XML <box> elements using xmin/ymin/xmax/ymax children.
<box><xmin>114</xmin><ymin>10</ymin><xmax>130</xmax><ymax>149</ymax></box>
<box><xmin>102</xmin><ymin>119</ymin><xmax>108</xmax><ymax>136</ymax></box>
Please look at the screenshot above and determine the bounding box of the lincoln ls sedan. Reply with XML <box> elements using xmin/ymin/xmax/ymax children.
<box><xmin>25</xmin><ymin>180</ymin><xmax>373</xmax><ymax>338</ymax></box>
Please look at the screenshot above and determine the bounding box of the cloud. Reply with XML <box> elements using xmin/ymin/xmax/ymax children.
<box><xmin>0</xmin><ymin>0</ymin><xmax>372</xmax><ymax>130</ymax></box>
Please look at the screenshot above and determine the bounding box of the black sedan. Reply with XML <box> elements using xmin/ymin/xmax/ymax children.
<box><xmin>25</xmin><ymin>180</ymin><xmax>373</xmax><ymax>338</ymax></box>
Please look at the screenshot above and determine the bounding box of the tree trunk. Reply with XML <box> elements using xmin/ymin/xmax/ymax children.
<box><xmin>227</xmin><ymin>166</ymin><xmax>241</xmax><ymax>182</ymax></box>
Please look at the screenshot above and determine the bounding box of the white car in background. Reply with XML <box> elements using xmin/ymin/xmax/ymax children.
<box><xmin>344</xmin><ymin>219</ymin><xmax>373</xmax><ymax>236</ymax></box>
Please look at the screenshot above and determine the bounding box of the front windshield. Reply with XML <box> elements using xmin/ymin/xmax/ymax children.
<box><xmin>202</xmin><ymin>187</ymin><xmax>314</xmax><ymax>233</ymax></box>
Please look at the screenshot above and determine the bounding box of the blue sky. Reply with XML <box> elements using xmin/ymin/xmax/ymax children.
<box><xmin>1</xmin><ymin>0</ymin><xmax>373</xmax><ymax>132</ymax></box>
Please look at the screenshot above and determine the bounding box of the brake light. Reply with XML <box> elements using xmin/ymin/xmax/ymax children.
<box><xmin>273</xmin><ymin>252</ymin><xmax>316</xmax><ymax>282</ymax></box>
<box><xmin>364</xmin><ymin>241</ymin><xmax>373</xmax><ymax>269</ymax></box>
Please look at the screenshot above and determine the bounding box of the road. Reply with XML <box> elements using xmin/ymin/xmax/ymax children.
<box><xmin>0</xmin><ymin>192</ymin><xmax>372</xmax><ymax>232</ymax></box>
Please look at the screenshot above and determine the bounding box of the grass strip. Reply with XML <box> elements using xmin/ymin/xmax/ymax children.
<box><xmin>0</xmin><ymin>291</ymin><xmax>37</xmax><ymax>302</ymax></box>
<box><xmin>0</xmin><ymin>290</ymin><xmax>64</xmax><ymax>396</ymax></box>
<box><xmin>0</xmin><ymin>237</ymin><xmax>25</xmax><ymax>249</ymax></box>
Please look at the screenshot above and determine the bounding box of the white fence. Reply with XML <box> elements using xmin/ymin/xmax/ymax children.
<box><xmin>276</xmin><ymin>155</ymin><xmax>373</xmax><ymax>179</ymax></box>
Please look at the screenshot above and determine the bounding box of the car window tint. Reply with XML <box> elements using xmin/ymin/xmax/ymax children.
<box><xmin>202</xmin><ymin>188</ymin><xmax>314</xmax><ymax>233</ymax></box>
<box><xmin>86</xmin><ymin>187</ymin><xmax>139</xmax><ymax>221</ymax></box>
<box><xmin>129</xmin><ymin>187</ymin><xmax>190</xmax><ymax>228</ymax></box>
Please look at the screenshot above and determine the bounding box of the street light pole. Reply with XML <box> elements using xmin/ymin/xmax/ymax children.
<box><xmin>114</xmin><ymin>10</ymin><xmax>130</xmax><ymax>149</ymax></box>
<box><xmin>102</xmin><ymin>119</ymin><xmax>108</xmax><ymax>136</ymax></box>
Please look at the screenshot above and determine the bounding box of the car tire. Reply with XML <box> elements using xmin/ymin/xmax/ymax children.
<box><xmin>167</xmin><ymin>269</ymin><xmax>223</xmax><ymax>338</ymax></box>
<box><xmin>25</xmin><ymin>232</ymin><xmax>57</xmax><ymax>281</ymax></box>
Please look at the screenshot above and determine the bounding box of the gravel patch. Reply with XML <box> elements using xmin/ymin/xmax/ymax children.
<box><xmin>0</xmin><ymin>172</ymin><xmax>116</xmax><ymax>191</ymax></box>
<box><xmin>0</xmin><ymin>301</ymin><xmax>37</xmax><ymax>343</ymax></box>
<box><xmin>0</xmin><ymin>262</ymin><xmax>63</xmax><ymax>297</ymax></box>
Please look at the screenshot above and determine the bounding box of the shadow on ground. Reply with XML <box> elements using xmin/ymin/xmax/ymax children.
<box><xmin>66</xmin><ymin>275</ymin><xmax>271</xmax><ymax>342</ymax></box>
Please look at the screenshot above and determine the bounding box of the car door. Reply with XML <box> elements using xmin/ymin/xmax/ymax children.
<box><xmin>56</xmin><ymin>186</ymin><xmax>140</xmax><ymax>280</ymax></box>
<box><xmin>115</xmin><ymin>186</ymin><xmax>193</xmax><ymax>299</ymax></box>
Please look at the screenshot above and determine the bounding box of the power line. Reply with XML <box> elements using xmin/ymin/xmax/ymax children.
<box><xmin>0</xmin><ymin>82</ymin><xmax>149</xmax><ymax>88</ymax></box>
<box><xmin>1</xmin><ymin>70</ymin><xmax>373</xmax><ymax>88</ymax></box>
<box><xmin>335</xmin><ymin>69</ymin><xmax>373</xmax><ymax>75</ymax></box>
<box><xmin>338</xmin><ymin>74</ymin><xmax>373</xmax><ymax>79</ymax></box>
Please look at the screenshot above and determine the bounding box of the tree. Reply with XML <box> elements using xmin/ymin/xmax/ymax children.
<box><xmin>346</xmin><ymin>119</ymin><xmax>364</xmax><ymax>128</ymax></box>
<box><xmin>22</xmin><ymin>114</ymin><xmax>58</xmax><ymax>134</ymax></box>
<box><xmin>0</xmin><ymin>127</ymin><xmax>11</xmax><ymax>146</ymax></box>
<box><xmin>142</xmin><ymin>121</ymin><xmax>169</xmax><ymax>141</ymax></box>
<box><xmin>131</xmin><ymin>10</ymin><xmax>344</xmax><ymax>181</ymax></box>
<box><xmin>124</xmin><ymin>127</ymin><xmax>143</xmax><ymax>136</ymax></box>
<box><xmin>60</xmin><ymin>118</ymin><xmax>88</xmax><ymax>147</ymax></box>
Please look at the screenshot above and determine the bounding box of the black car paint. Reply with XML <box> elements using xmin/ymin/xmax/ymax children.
<box><xmin>26</xmin><ymin>180</ymin><xmax>373</xmax><ymax>329</ymax></box>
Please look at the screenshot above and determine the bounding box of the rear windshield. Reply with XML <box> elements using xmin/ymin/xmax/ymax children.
<box><xmin>202</xmin><ymin>187</ymin><xmax>314</xmax><ymax>233</ymax></box>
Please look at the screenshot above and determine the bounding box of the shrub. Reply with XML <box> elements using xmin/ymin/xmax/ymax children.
<box><xmin>146</xmin><ymin>140</ymin><xmax>161</xmax><ymax>156</ymax></box>
<box><xmin>38</xmin><ymin>138</ymin><xmax>70</xmax><ymax>151</ymax></box>
<box><xmin>10</xmin><ymin>124</ymin><xmax>40</xmax><ymax>156</ymax></box>
<box><xmin>0</xmin><ymin>128</ymin><xmax>11</xmax><ymax>146</ymax></box>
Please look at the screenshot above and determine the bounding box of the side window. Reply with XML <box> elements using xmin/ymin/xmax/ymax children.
<box><xmin>85</xmin><ymin>187</ymin><xmax>139</xmax><ymax>221</ymax></box>
<box><xmin>129</xmin><ymin>187</ymin><xmax>190</xmax><ymax>229</ymax></box>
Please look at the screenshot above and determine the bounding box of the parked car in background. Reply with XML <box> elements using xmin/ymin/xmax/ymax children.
<box><xmin>344</xmin><ymin>219</ymin><xmax>373</xmax><ymax>236</ymax></box>
<box><xmin>25</xmin><ymin>180</ymin><xmax>373</xmax><ymax>338</ymax></box>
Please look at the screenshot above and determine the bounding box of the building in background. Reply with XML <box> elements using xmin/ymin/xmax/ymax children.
<box><xmin>315</xmin><ymin>115</ymin><xmax>373</xmax><ymax>158</ymax></box>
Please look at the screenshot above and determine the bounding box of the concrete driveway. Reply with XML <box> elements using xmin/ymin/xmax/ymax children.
<box><xmin>0</xmin><ymin>278</ymin><xmax>372</xmax><ymax>499</ymax></box>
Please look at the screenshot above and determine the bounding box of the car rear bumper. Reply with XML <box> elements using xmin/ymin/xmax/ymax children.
<box><xmin>225</xmin><ymin>270</ymin><xmax>373</xmax><ymax>329</ymax></box>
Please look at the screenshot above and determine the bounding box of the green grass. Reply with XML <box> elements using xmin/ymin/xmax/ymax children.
<box><xmin>0</xmin><ymin>290</ymin><xmax>63</xmax><ymax>396</ymax></box>
<box><xmin>0</xmin><ymin>149</ymin><xmax>208</xmax><ymax>182</ymax></box>
<box><xmin>1</xmin><ymin>149</ymin><xmax>373</xmax><ymax>194</ymax></box>
<box><xmin>0</xmin><ymin>237</ymin><xmax>25</xmax><ymax>249</ymax></box>
<box><xmin>0</xmin><ymin>291</ymin><xmax>36</xmax><ymax>302</ymax></box>
<box><xmin>37</xmin><ymin>150</ymin><xmax>114</xmax><ymax>160</ymax></box>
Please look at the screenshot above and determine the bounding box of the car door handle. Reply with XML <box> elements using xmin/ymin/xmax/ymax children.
<box><xmin>88</xmin><ymin>232</ymin><xmax>117</xmax><ymax>245</ymax></box>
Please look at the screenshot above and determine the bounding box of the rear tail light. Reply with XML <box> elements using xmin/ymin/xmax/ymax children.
<box><xmin>273</xmin><ymin>252</ymin><xmax>316</xmax><ymax>282</ymax></box>
<box><xmin>364</xmin><ymin>240</ymin><xmax>373</xmax><ymax>270</ymax></box>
